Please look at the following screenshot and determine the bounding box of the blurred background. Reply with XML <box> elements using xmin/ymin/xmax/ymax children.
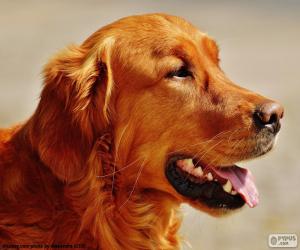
<box><xmin>0</xmin><ymin>0</ymin><xmax>299</xmax><ymax>249</ymax></box>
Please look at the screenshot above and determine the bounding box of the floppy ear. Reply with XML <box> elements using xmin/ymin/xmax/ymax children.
<box><xmin>30</xmin><ymin>38</ymin><xmax>115</xmax><ymax>182</ymax></box>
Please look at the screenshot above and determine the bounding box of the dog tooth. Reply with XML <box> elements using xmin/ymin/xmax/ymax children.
<box><xmin>222</xmin><ymin>180</ymin><xmax>232</xmax><ymax>193</ymax></box>
<box><xmin>183</xmin><ymin>159</ymin><xmax>194</xmax><ymax>168</ymax></box>
<box><xmin>193</xmin><ymin>166</ymin><xmax>203</xmax><ymax>176</ymax></box>
<box><xmin>207</xmin><ymin>172</ymin><xmax>213</xmax><ymax>181</ymax></box>
<box><xmin>231</xmin><ymin>190</ymin><xmax>237</xmax><ymax>195</ymax></box>
<box><xmin>186</xmin><ymin>158</ymin><xmax>194</xmax><ymax>164</ymax></box>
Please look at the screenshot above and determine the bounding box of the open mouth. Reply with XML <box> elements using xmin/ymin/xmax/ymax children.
<box><xmin>165</xmin><ymin>156</ymin><xmax>259</xmax><ymax>209</ymax></box>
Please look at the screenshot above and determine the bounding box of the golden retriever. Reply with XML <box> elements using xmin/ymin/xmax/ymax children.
<box><xmin>0</xmin><ymin>13</ymin><xmax>284</xmax><ymax>249</ymax></box>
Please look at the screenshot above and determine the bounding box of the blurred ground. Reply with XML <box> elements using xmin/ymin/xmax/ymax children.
<box><xmin>0</xmin><ymin>1</ymin><xmax>299</xmax><ymax>249</ymax></box>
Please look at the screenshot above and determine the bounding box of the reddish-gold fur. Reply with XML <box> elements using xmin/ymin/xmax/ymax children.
<box><xmin>0</xmin><ymin>14</ymin><xmax>277</xmax><ymax>249</ymax></box>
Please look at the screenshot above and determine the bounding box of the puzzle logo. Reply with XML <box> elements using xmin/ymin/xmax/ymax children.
<box><xmin>268</xmin><ymin>234</ymin><xmax>297</xmax><ymax>248</ymax></box>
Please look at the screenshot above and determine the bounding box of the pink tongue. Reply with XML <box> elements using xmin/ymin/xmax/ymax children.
<box><xmin>213</xmin><ymin>166</ymin><xmax>259</xmax><ymax>208</ymax></box>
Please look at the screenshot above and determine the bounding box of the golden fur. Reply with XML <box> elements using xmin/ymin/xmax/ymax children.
<box><xmin>0</xmin><ymin>14</ymin><xmax>280</xmax><ymax>249</ymax></box>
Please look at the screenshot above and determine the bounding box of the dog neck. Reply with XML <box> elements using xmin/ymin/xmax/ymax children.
<box><xmin>64</xmin><ymin>133</ymin><xmax>183</xmax><ymax>249</ymax></box>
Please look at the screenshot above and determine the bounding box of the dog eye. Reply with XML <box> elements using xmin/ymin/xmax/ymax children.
<box><xmin>167</xmin><ymin>66</ymin><xmax>193</xmax><ymax>79</ymax></box>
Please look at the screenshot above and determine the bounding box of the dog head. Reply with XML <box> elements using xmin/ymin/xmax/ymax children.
<box><xmin>33</xmin><ymin>14</ymin><xmax>284</xmax><ymax>216</ymax></box>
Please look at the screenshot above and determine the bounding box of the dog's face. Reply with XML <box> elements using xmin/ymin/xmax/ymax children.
<box><xmin>98</xmin><ymin>14</ymin><xmax>284</xmax><ymax>215</ymax></box>
<box><xmin>41</xmin><ymin>14</ymin><xmax>283</xmax><ymax>216</ymax></box>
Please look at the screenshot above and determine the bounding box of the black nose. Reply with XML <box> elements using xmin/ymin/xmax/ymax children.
<box><xmin>253</xmin><ymin>102</ymin><xmax>284</xmax><ymax>133</ymax></box>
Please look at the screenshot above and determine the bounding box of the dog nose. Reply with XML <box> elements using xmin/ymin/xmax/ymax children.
<box><xmin>253</xmin><ymin>102</ymin><xmax>284</xmax><ymax>133</ymax></box>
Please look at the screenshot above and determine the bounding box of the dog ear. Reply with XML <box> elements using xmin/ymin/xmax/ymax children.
<box><xmin>29</xmin><ymin>37</ymin><xmax>115</xmax><ymax>182</ymax></box>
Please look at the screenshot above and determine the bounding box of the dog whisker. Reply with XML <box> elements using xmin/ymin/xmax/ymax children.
<box><xmin>184</xmin><ymin>128</ymin><xmax>242</xmax><ymax>166</ymax></box>
<box><xmin>112</xmin><ymin>123</ymin><xmax>130</xmax><ymax>195</ymax></box>
<box><xmin>119</xmin><ymin>158</ymin><xmax>146</xmax><ymax>209</ymax></box>
<box><xmin>96</xmin><ymin>157</ymin><xmax>143</xmax><ymax>178</ymax></box>
<box><xmin>192</xmin><ymin>128</ymin><xmax>242</xmax><ymax>163</ymax></box>
<box><xmin>168</xmin><ymin>128</ymin><xmax>246</xmax><ymax>157</ymax></box>
<box><xmin>207</xmin><ymin>138</ymin><xmax>244</xmax><ymax>166</ymax></box>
